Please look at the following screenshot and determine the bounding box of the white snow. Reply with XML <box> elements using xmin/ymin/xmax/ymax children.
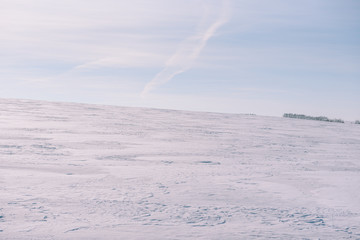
<box><xmin>0</xmin><ymin>98</ymin><xmax>360</xmax><ymax>239</ymax></box>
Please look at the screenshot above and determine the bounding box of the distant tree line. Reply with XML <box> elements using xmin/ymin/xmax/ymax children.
<box><xmin>283</xmin><ymin>113</ymin><xmax>344</xmax><ymax>123</ymax></box>
<box><xmin>355</xmin><ymin>120</ymin><xmax>360</xmax><ymax>124</ymax></box>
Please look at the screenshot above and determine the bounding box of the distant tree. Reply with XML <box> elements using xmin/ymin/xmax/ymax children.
<box><xmin>355</xmin><ymin>120</ymin><xmax>360</xmax><ymax>124</ymax></box>
<box><xmin>329</xmin><ymin>119</ymin><xmax>344</xmax><ymax>123</ymax></box>
<box><xmin>283</xmin><ymin>113</ymin><xmax>344</xmax><ymax>123</ymax></box>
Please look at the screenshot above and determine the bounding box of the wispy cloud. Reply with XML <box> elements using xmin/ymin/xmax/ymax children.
<box><xmin>141</xmin><ymin>0</ymin><xmax>231</xmax><ymax>96</ymax></box>
<box><xmin>74</xmin><ymin>51</ymin><xmax>167</xmax><ymax>70</ymax></box>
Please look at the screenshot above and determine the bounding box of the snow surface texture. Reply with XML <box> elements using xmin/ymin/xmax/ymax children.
<box><xmin>0</xmin><ymin>98</ymin><xmax>360</xmax><ymax>239</ymax></box>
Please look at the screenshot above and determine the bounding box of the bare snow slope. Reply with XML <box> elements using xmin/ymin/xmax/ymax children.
<box><xmin>1</xmin><ymin>98</ymin><xmax>360</xmax><ymax>239</ymax></box>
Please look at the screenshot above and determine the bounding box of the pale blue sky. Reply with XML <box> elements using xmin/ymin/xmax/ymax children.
<box><xmin>1</xmin><ymin>0</ymin><xmax>359</xmax><ymax>120</ymax></box>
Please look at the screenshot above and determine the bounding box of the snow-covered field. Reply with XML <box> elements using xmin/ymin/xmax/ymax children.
<box><xmin>0</xmin><ymin>98</ymin><xmax>360</xmax><ymax>239</ymax></box>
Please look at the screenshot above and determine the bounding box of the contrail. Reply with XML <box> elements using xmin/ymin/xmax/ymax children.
<box><xmin>141</xmin><ymin>0</ymin><xmax>231</xmax><ymax>97</ymax></box>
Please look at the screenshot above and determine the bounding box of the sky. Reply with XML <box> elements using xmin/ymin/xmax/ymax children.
<box><xmin>1</xmin><ymin>0</ymin><xmax>360</xmax><ymax>120</ymax></box>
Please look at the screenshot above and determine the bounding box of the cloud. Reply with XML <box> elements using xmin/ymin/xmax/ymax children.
<box><xmin>74</xmin><ymin>51</ymin><xmax>167</xmax><ymax>70</ymax></box>
<box><xmin>0</xmin><ymin>0</ymin><xmax>203</xmax><ymax>69</ymax></box>
<box><xmin>141</xmin><ymin>0</ymin><xmax>231</xmax><ymax>96</ymax></box>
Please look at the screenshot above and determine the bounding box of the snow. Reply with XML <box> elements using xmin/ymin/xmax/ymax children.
<box><xmin>0</xmin><ymin>98</ymin><xmax>360</xmax><ymax>239</ymax></box>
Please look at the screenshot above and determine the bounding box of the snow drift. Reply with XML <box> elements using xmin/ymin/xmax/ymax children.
<box><xmin>0</xmin><ymin>98</ymin><xmax>360</xmax><ymax>239</ymax></box>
